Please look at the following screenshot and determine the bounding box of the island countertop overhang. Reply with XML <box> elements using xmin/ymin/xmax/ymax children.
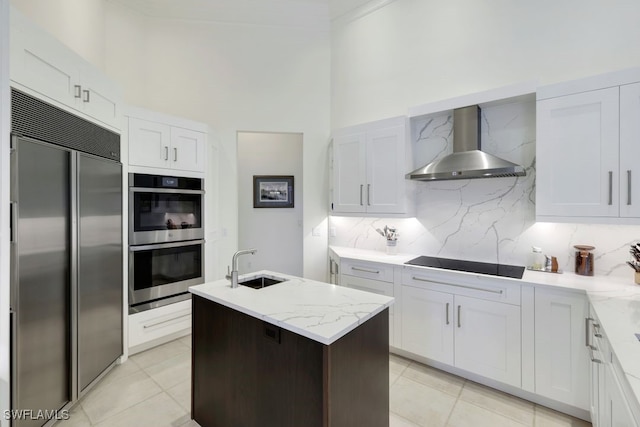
<box><xmin>189</xmin><ymin>270</ymin><xmax>394</xmax><ymax>345</ymax></box>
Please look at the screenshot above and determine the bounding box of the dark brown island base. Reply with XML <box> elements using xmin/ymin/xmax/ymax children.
<box><xmin>191</xmin><ymin>295</ymin><xmax>390</xmax><ymax>427</ymax></box>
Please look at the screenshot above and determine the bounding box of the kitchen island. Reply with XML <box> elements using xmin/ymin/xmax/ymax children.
<box><xmin>189</xmin><ymin>271</ymin><xmax>394</xmax><ymax>427</ymax></box>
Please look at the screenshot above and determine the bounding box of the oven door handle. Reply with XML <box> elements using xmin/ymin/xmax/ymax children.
<box><xmin>130</xmin><ymin>239</ymin><xmax>205</xmax><ymax>252</ymax></box>
<box><xmin>129</xmin><ymin>187</ymin><xmax>204</xmax><ymax>195</ymax></box>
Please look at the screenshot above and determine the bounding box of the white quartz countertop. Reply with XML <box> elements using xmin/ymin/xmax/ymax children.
<box><xmin>330</xmin><ymin>245</ymin><xmax>640</xmax><ymax>418</ymax></box>
<box><xmin>189</xmin><ymin>270</ymin><xmax>394</xmax><ymax>345</ymax></box>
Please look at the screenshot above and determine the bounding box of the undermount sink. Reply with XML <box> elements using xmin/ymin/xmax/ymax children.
<box><xmin>239</xmin><ymin>275</ymin><xmax>287</xmax><ymax>289</ymax></box>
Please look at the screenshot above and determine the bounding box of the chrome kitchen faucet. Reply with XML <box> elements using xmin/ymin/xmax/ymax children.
<box><xmin>226</xmin><ymin>248</ymin><xmax>258</xmax><ymax>288</ymax></box>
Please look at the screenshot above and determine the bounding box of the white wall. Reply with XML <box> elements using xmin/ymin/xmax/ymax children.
<box><xmin>237</xmin><ymin>132</ymin><xmax>303</xmax><ymax>276</ymax></box>
<box><xmin>331</xmin><ymin>0</ymin><xmax>640</xmax><ymax>128</ymax></box>
<box><xmin>0</xmin><ymin>0</ymin><xmax>9</xmax><ymax>422</ymax></box>
<box><xmin>10</xmin><ymin>0</ymin><xmax>107</xmax><ymax>70</ymax></box>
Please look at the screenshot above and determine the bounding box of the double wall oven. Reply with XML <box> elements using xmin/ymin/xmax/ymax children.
<box><xmin>129</xmin><ymin>173</ymin><xmax>205</xmax><ymax>313</ymax></box>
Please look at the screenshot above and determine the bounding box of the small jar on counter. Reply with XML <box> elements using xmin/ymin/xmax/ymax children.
<box><xmin>574</xmin><ymin>245</ymin><xmax>595</xmax><ymax>276</ymax></box>
<box><xmin>530</xmin><ymin>246</ymin><xmax>544</xmax><ymax>271</ymax></box>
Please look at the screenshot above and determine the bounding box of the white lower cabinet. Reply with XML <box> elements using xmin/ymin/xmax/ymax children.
<box><xmin>453</xmin><ymin>294</ymin><xmax>521</xmax><ymax>385</ymax></box>
<box><xmin>401</xmin><ymin>278</ymin><xmax>521</xmax><ymax>387</ymax></box>
<box><xmin>401</xmin><ymin>286</ymin><xmax>453</xmax><ymax>364</ymax></box>
<box><xmin>606</xmin><ymin>364</ymin><xmax>637</xmax><ymax>427</ymax></box>
<box><xmin>128</xmin><ymin>300</ymin><xmax>192</xmax><ymax>354</ymax></box>
<box><xmin>339</xmin><ymin>258</ymin><xmax>396</xmax><ymax>346</ymax></box>
<box><xmin>588</xmin><ymin>307</ymin><xmax>639</xmax><ymax>427</ymax></box>
<box><xmin>534</xmin><ymin>288</ymin><xmax>590</xmax><ymax>410</ymax></box>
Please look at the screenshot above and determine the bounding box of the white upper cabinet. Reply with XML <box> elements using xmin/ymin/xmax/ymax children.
<box><xmin>128</xmin><ymin>118</ymin><xmax>172</xmax><ymax>170</ymax></box>
<box><xmin>10</xmin><ymin>8</ymin><xmax>121</xmax><ymax>130</ymax></box>
<box><xmin>127</xmin><ymin>109</ymin><xmax>207</xmax><ymax>174</ymax></box>
<box><xmin>332</xmin><ymin>132</ymin><xmax>366</xmax><ymax>213</ymax></box>
<box><xmin>171</xmin><ymin>127</ymin><xmax>206</xmax><ymax>172</ymax></box>
<box><xmin>620</xmin><ymin>82</ymin><xmax>640</xmax><ymax>217</ymax></box>
<box><xmin>332</xmin><ymin>116</ymin><xmax>408</xmax><ymax>214</ymax></box>
<box><xmin>536</xmin><ymin>88</ymin><xmax>619</xmax><ymax>218</ymax></box>
<box><xmin>536</xmin><ymin>68</ymin><xmax>640</xmax><ymax>222</ymax></box>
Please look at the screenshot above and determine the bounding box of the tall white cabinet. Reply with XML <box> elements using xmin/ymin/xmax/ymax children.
<box><xmin>331</xmin><ymin>116</ymin><xmax>409</xmax><ymax>214</ymax></box>
<box><xmin>537</xmin><ymin>69</ymin><xmax>640</xmax><ymax>222</ymax></box>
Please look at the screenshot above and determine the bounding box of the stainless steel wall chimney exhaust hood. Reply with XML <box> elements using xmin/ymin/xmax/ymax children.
<box><xmin>406</xmin><ymin>105</ymin><xmax>526</xmax><ymax>181</ymax></box>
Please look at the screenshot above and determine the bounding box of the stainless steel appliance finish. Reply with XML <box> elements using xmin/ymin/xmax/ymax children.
<box><xmin>11</xmin><ymin>139</ymin><xmax>71</xmax><ymax>427</ymax></box>
<box><xmin>406</xmin><ymin>105</ymin><xmax>526</xmax><ymax>181</ymax></box>
<box><xmin>128</xmin><ymin>173</ymin><xmax>204</xmax><ymax>245</ymax></box>
<box><xmin>10</xmin><ymin>89</ymin><xmax>123</xmax><ymax>425</ymax></box>
<box><xmin>128</xmin><ymin>240</ymin><xmax>203</xmax><ymax>313</ymax></box>
<box><xmin>78</xmin><ymin>155</ymin><xmax>123</xmax><ymax>392</ymax></box>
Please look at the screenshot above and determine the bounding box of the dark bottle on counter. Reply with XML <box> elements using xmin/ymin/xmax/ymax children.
<box><xmin>574</xmin><ymin>245</ymin><xmax>595</xmax><ymax>276</ymax></box>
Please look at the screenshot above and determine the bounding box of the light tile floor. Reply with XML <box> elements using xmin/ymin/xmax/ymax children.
<box><xmin>57</xmin><ymin>336</ymin><xmax>592</xmax><ymax>426</ymax></box>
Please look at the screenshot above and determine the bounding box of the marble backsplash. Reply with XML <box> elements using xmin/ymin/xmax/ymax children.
<box><xmin>329</xmin><ymin>100</ymin><xmax>640</xmax><ymax>279</ymax></box>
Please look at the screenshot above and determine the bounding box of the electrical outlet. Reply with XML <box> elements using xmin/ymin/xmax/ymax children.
<box><xmin>312</xmin><ymin>226</ymin><xmax>321</xmax><ymax>237</ymax></box>
<box><xmin>329</xmin><ymin>227</ymin><xmax>337</xmax><ymax>237</ymax></box>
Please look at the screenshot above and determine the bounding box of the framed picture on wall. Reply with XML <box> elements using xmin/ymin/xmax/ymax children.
<box><xmin>253</xmin><ymin>175</ymin><xmax>294</xmax><ymax>208</ymax></box>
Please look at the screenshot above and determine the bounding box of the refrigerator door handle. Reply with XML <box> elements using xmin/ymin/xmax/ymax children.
<box><xmin>10</xmin><ymin>201</ymin><xmax>17</xmax><ymax>243</ymax></box>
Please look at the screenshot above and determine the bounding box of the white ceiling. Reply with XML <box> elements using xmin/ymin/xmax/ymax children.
<box><xmin>110</xmin><ymin>0</ymin><xmax>374</xmax><ymax>27</ymax></box>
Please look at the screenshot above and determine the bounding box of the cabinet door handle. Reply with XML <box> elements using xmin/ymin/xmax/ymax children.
<box><xmin>367</xmin><ymin>184</ymin><xmax>371</xmax><ymax>206</ymax></box>
<box><xmin>164</xmin><ymin>146</ymin><xmax>169</xmax><ymax>160</ymax></box>
<box><xmin>457</xmin><ymin>305</ymin><xmax>461</xmax><ymax>328</ymax></box>
<box><xmin>174</xmin><ymin>147</ymin><xmax>178</xmax><ymax>162</ymax></box>
<box><xmin>585</xmin><ymin>317</ymin><xmax>597</xmax><ymax>350</ymax></box>
<box><xmin>608</xmin><ymin>171</ymin><xmax>613</xmax><ymax>205</ymax></box>
<box><xmin>445</xmin><ymin>302</ymin><xmax>450</xmax><ymax>325</ymax></box>
<box><xmin>82</xmin><ymin>89</ymin><xmax>90</xmax><ymax>103</ymax></box>
<box><xmin>351</xmin><ymin>266</ymin><xmax>379</xmax><ymax>274</ymax></box>
<box><xmin>410</xmin><ymin>276</ymin><xmax>503</xmax><ymax>294</ymax></box>
<box><xmin>74</xmin><ymin>85</ymin><xmax>82</xmax><ymax>98</ymax></box>
<box><xmin>360</xmin><ymin>185</ymin><xmax>363</xmax><ymax>206</ymax></box>
<box><xmin>628</xmin><ymin>170</ymin><xmax>632</xmax><ymax>205</ymax></box>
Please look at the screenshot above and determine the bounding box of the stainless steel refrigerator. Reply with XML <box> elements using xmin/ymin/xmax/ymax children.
<box><xmin>10</xmin><ymin>89</ymin><xmax>123</xmax><ymax>426</ymax></box>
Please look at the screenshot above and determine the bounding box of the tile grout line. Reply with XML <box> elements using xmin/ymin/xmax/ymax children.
<box><xmin>442</xmin><ymin>378</ymin><xmax>466</xmax><ymax>426</ymax></box>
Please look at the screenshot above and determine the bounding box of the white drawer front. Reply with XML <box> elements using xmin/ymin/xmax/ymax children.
<box><xmin>341</xmin><ymin>274</ymin><xmax>394</xmax><ymax>315</ymax></box>
<box><xmin>402</xmin><ymin>267</ymin><xmax>520</xmax><ymax>305</ymax></box>
<box><xmin>129</xmin><ymin>300</ymin><xmax>192</xmax><ymax>349</ymax></box>
<box><xmin>341</xmin><ymin>259</ymin><xmax>394</xmax><ymax>283</ymax></box>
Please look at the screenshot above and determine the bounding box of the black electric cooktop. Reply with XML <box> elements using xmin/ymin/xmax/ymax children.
<box><xmin>405</xmin><ymin>256</ymin><xmax>525</xmax><ymax>279</ymax></box>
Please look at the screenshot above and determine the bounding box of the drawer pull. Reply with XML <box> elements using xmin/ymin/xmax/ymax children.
<box><xmin>352</xmin><ymin>266</ymin><xmax>380</xmax><ymax>274</ymax></box>
<box><xmin>143</xmin><ymin>313</ymin><xmax>190</xmax><ymax>329</ymax></box>
<box><xmin>457</xmin><ymin>305</ymin><xmax>461</xmax><ymax>328</ymax></box>
<box><xmin>410</xmin><ymin>276</ymin><xmax>503</xmax><ymax>294</ymax></box>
